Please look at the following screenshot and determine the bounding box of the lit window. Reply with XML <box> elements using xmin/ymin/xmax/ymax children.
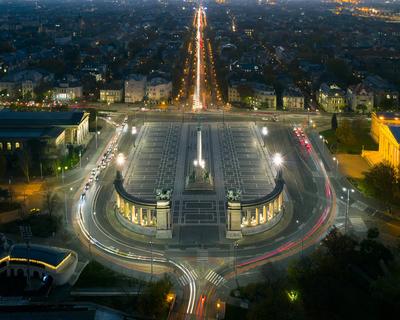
<box><xmin>0</xmin><ymin>142</ymin><xmax>2</xmax><ymax>150</ymax></box>
<box><xmin>7</xmin><ymin>142</ymin><xmax>12</xmax><ymax>150</ymax></box>
<box><xmin>15</xmin><ymin>142</ymin><xmax>20</xmax><ymax>149</ymax></box>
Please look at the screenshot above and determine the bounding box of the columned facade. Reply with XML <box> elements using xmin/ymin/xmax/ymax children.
<box><xmin>226</xmin><ymin>170</ymin><xmax>285</xmax><ymax>239</ymax></box>
<box><xmin>114</xmin><ymin>171</ymin><xmax>172</xmax><ymax>239</ymax></box>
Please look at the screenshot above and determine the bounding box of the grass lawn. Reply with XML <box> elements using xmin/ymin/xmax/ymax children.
<box><xmin>74</xmin><ymin>261</ymin><xmax>143</xmax><ymax>288</ymax></box>
<box><xmin>0</xmin><ymin>214</ymin><xmax>60</xmax><ymax>237</ymax></box>
<box><xmin>225</xmin><ymin>304</ymin><xmax>248</xmax><ymax>320</ymax></box>
<box><xmin>320</xmin><ymin>127</ymin><xmax>378</xmax><ymax>154</ymax></box>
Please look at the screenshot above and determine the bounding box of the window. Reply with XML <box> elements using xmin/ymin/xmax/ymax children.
<box><xmin>0</xmin><ymin>142</ymin><xmax>2</xmax><ymax>150</ymax></box>
<box><xmin>6</xmin><ymin>142</ymin><xmax>11</xmax><ymax>151</ymax></box>
<box><xmin>15</xmin><ymin>142</ymin><xmax>20</xmax><ymax>149</ymax></box>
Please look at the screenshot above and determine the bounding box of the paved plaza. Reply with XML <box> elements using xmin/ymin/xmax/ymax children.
<box><xmin>124</xmin><ymin>122</ymin><xmax>276</xmax><ymax>242</ymax></box>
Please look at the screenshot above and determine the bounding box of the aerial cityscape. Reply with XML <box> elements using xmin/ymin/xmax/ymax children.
<box><xmin>0</xmin><ymin>0</ymin><xmax>399</xmax><ymax>319</ymax></box>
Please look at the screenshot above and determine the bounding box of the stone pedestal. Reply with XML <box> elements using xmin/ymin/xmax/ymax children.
<box><xmin>156</xmin><ymin>200</ymin><xmax>172</xmax><ymax>239</ymax></box>
<box><xmin>226</xmin><ymin>201</ymin><xmax>242</xmax><ymax>239</ymax></box>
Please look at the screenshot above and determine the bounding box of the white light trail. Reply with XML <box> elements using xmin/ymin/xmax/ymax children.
<box><xmin>193</xmin><ymin>6</ymin><xmax>203</xmax><ymax>111</ymax></box>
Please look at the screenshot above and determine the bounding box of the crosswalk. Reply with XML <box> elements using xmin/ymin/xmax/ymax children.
<box><xmin>177</xmin><ymin>268</ymin><xmax>198</xmax><ymax>287</ymax></box>
<box><xmin>205</xmin><ymin>270</ymin><xmax>226</xmax><ymax>287</ymax></box>
<box><xmin>351</xmin><ymin>200</ymin><xmax>368</xmax><ymax>211</ymax></box>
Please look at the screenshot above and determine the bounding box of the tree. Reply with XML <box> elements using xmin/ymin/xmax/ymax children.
<box><xmin>356</xmin><ymin>104</ymin><xmax>367</xmax><ymax>114</ymax></box>
<box><xmin>335</xmin><ymin>119</ymin><xmax>356</xmax><ymax>145</ymax></box>
<box><xmin>236</xmin><ymin>84</ymin><xmax>254</xmax><ymax>105</ymax></box>
<box><xmin>43</xmin><ymin>183</ymin><xmax>58</xmax><ymax>217</ymax></box>
<box><xmin>18</xmin><ymin>149</ymin><xmax>31</xmax><ymax>183</ymax></box>
<box><xmin>331</xmin><ymin>113</ymin><xmax>338</xmax><ymax>131</ymax></box>
<box><xmin>364</xmin><ymin>162</ymin><xmax>396</xmax><ymax>205</ymax></box>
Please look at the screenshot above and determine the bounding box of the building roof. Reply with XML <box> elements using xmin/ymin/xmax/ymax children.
<box><xmin>389</xmin><ymin>126</ymin><xmax>400</xmax><ymax>144</ymax></box>
<box><xmin>0</xmin><ymin>127</ymin><xmax>64</xmax><ymax>140</ymax></box>
<box><xmin>9</xmin><ymin>244</ymin><xmax>70</xmax><ymax>268</ymax></box>
<box><xmin>0</xmin><ymin>110</ymin><xmax>87</xmax><ymax>127</ymax></box>
<box><xmin>374</xmin><ymin>112</ymin><xmax>400</xmax><ymax>120</ymax></box>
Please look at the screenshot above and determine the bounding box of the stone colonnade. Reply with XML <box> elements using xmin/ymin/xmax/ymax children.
<box><xmin>226</xmin><ymin>170</ymin><xmax>285</xmax><ymax>239</ymax></box>
<box><xmin>114</xmin><ymin>171</ymin><xmax>172</xmax><ymax>239</ymax></box>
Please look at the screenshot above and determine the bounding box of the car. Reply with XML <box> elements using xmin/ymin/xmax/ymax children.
<box><xmin>85</xmin><ymin>183</ymin><xmax>90</xmax><ymax>190</ymax></box>
<box><xmin>95</xmin><ymin>174</ymin><xmax>100</xmax><ymax>181</ymax></box>
<box><xmin>88</xmin><ymin>177</ymin><xmax>93</xmax><ymax>183</ymax></box>
<box><xmin>80</xmin><ymin>193</ymin><xmax>86</xmax><ymax>201</ymax></box>
<box><xmin>30</xmin><ymin>208</ymin><xmax>41</xmax><ymax>214</ymax></box>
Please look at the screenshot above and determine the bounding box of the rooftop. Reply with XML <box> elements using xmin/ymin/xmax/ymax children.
<box><xmin>8</xmin><ymin>244</ymin><xmax>71</xmax><ymax>268</ymax></box>
<box><xmin>0</xmin><ymin>110</ymin><xmax>87</xmax><ymax>127</ymax></box>
<box><xmin>0</xmin><ymin>127</ymin><xmax>64</xmax><ymax>139</ymax></box>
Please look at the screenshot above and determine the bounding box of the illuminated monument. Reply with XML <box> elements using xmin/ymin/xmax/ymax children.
<box><xmin>186</xmin><ymin>124</ymin><xmax>213</xmax><ymax>191</ymax></box>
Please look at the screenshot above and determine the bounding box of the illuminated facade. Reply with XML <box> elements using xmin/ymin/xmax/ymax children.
<box><xmin>0</xmin><ymin>244</ymin><xmax>78</xmax><ymax>286</ymax></box>
<box><xmin>362</xmin><ymin>112</ymin><xmax>400</xmax><ymax>167</ymax></box>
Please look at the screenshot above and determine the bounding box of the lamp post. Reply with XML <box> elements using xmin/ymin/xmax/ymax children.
<box><xmin>131</xmin><ymin>126</ymin><xmax>137</xmax><ymax>147</ymax></box>
<box><xmin>58</xmin><ymin>166</ymin><xmax>68</xmax><ymax>184</ymax></box>
<box><xmin>150</xmin><ymin>240</ymin><xmax>153</xmax><ymax>282</ymax></box>
<box><xmin>261</xmin><ymin>126</ymin><xmax>268</xmax><ymax>147</ymax></box>
<box><xmin>342</xmin><ymin>187</ymin><xmax>354</xmax><ymax>234</ymax></box>
<box><xmin>234</xmin><ymin>241</ymin><xmax>238</xmax><ymax>288</ymax></box>
<box><xmin>296</xmin><ymin>219</ymin><xmax>303</xmax><ymax>257</ymax></box>
<box><xmin>79</xmin><ymin>151</ymin><xmax>82</xmax><ymax>169</ymax></box>
<box><xmin>95</xmin><ymin>114</ymin><xmax>98</xmax><ymax>149</ymax></box>
<box><xmin>332</xmin><ymin>157</ymin><xmax>339</xmax><ymax>177</ymax></box>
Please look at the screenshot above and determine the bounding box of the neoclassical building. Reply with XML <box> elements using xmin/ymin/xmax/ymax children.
<box><xmin>363</xmin><ymin>112</ymin><xmax>400</xmax><ymax>167</ymax></box>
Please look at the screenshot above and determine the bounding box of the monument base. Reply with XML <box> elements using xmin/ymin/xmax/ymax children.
<box><xmin>185</xmin><ymin>167</ymin><xmax>214</xmax><ymax>191</ymax></box>
<box><xmin>156</xmin><ymin>229</ymin><xmax>173</xmax><ymax>239</ymax></box>
<box><xmin>226</xmin><ymin>230</ymin><xmax>243</xmax><ymax>239</ymax></box>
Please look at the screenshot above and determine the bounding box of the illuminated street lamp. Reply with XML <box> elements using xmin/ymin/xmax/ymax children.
<box><xmin>58</xmin><ymin>166</ymin><xmax>68</xmax><ymax>184</ymax></box>
<box><xmin>273</xmin><ymin>153</ymin><xmax>283</xmax><ymax>167</ymax></box>
<box><xmin>132</xmin><ymin>126</ymin><xmax>137</xmax><ymax>147</ymax></box>
<box><xmin>116</xmin><ymin>153</ymin><xmax>125</xmax><ymax>167</ymax></box>
<box><xmin>261</xmin><ymin>126</ymin><xmax>268</xmax><ymax>147</ymax></box>
<box><xmin>332</xmin><ymin>157</ymin><xmax>339</xmax><ymax>177</ymax></box>
<box><xmin>342</xmin><ymin>187</ymin><xmax>354</xmax><ymax>233</ymax></box>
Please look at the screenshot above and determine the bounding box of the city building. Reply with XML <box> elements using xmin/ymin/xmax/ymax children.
<box><xmin>228</xmin><ymin>80</ymin><xmax>276</xmax><ymax>109</ymax></box>
<box><xmin>0</xmin><ymin>244</ymin><xmax>78</xmax><ymax>286</ymax></box>
<box><xmin>100</xmin><ymin>82</ymin><xmax>123</xmax><ymax>103</ymax></box>
<box><xmin>124</xmin><ymin>74</ymin><xmax>147</xmax><ymax>103</ymax></box>
<box><xmin>347</xmin><ymin>83</ymin><xmax>374</xmax><ymax>113</ymax></box>
<box><xmin>0</xmin><ymin>70</ymin><xmax>53</xmax><ymax>99</ymax></box>
<box><xmin>0</xmin><ymin>110</ymin><xmax>90</xmax><ymax>146</ymax></box>
<box><xmin>363</xmin><ymin>75</ymin><xmax>399</xmax><ymax>109</ymax></box>
<box><xmin>0</xmin><ymin>127</ymin><xmax>66</xmax><ymax>158</ymax></box>
<box><xmin>317</xmin><ymin>83</ymin><xmax>346</xmax><ymax>113</ymax></box>
<box><xmin>53</xmin><ymin>79</ymin><xmax>82</xmax><ymax>101</ymax></box>
<box><xmin>363</xmin><ymin>112</ymin><xmax>400</xmax><ymax>167</ymax></box>
<box><xmin>146</xmin><ymin>77</ymin><xmax>172</xmax><ymax>103</ymax></box>
<box><xmin>282</xmin><ymin>87</ymin><xmax>304</xmax><ymax>110</ymax></box>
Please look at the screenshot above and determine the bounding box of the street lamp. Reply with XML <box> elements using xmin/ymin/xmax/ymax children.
<box><xmin>234</xmin><ymin>241</ymin><xmax>238</xmax><ymax>288</ymax></box>
<box><xmin>261</xmin><ymin>126</ymin><xmax>268</xmax><ymax>147</ymax></box>
<box><xmin>342</xmin><ymin>187</ymin><xmax>354</xmax><ymax>233</ymax></box>
<box><xmin>150</xmin><ymin>240</ymin><xmax>153</xmax><ymax>282</ymax></box>
<box><xmin>332</xmin><ymin>157</ymin><xmax>339</xmax><ymax>177</ymax></box>
<box><xmin>273</xmin><ymin>153</ymin><xmax>283</xmax><ymax>167</ymax></box>
<box><xmin>296</xmin><ymin>219</ymin><xmax>304</xmax><ymax>257</ymax></box>
<box><xmin>58</xmin><ymin>166</ymin><xmax>68</xmax><ymax>184</ymax></box>
<box><xmin>116</xmin><ymin>153</ymin><xmax>125</xmax><ymax>167</ymax></box>
<box><xmin>132</xmin><ymin>126</ymin><xmax>137</xmax><ymax>147</ymax></box>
